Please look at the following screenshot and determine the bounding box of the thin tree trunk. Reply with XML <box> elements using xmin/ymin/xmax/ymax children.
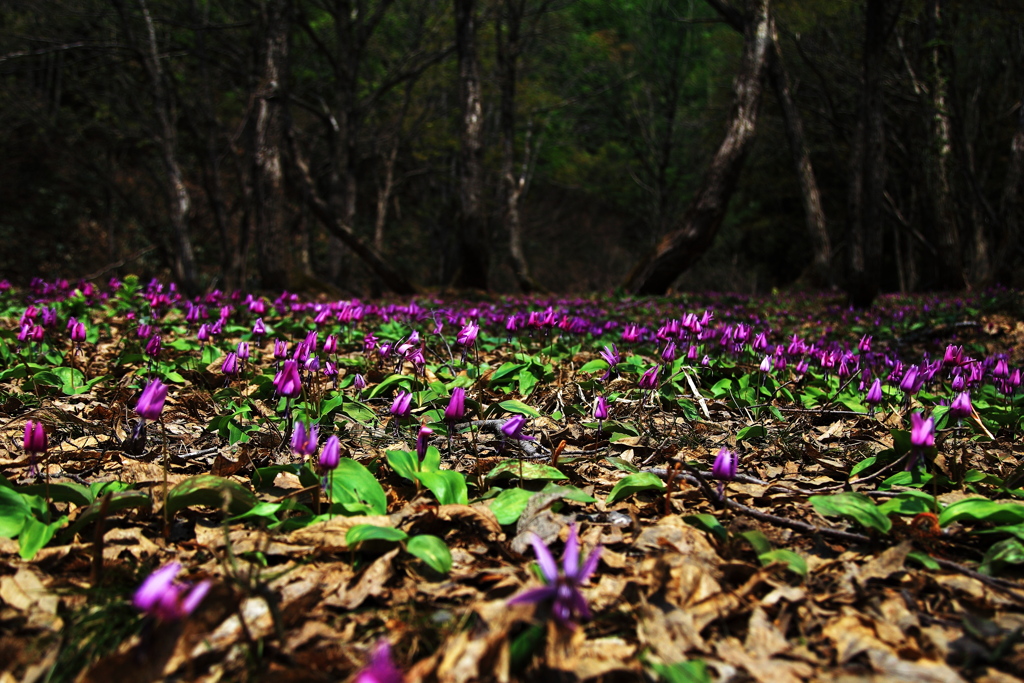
<box><xmin>624</xmin><ymin>0</ymin><xmax>772</xmax><ymax>295</ymax></box>
<box><xmin>454</xmin><ymin>0</ymin><xmax>489</xmax><ymax>289</ymax></box>
<box><xmin>497</xmin><ymin>0</ymin><xmax>545</xmax><ymax>293</ymax></box>
<box><xmin>135</xmin><ymin>0</ymin><xmax>198</xmax><ymax>293</ymax></box>
<box><xmin>846</xmin><ymin>0</ymin><xmax>900</xmax><ymax>308</ymax></box>
<box><xmin>253</xmin><ymin>0</ymin><xmax>292</xmax><ymax>291</ymax></box>
<box><xmin>708</xmin><ymin>0</ymin><xmax>831</xmax><ymax>288</ymax></box>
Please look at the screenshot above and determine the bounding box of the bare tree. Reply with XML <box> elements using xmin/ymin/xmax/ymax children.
<box><xmin>452</xmin><ymin>0</ymin><xmax>489</xmax><ymax>289</ymax></box>
<box><xmin>708</xmin><ymin>0</ymin><xmax>832</xmax><ymax>287</ymax></box>
<box><xmin>624</xmin><ymin>0</ymin><xmax>773</xmax><ymax>295</ymax></box>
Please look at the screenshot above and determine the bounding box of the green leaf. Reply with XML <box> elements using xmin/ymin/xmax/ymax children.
<box><xmin>602</xmin><ymin>456</ymin><xmax>640</xmax><ymax>473</ymax></box>
<box><xmin>606</xmin><ymin>472</ymin><xmax>666</xmax><ymax>504</ymax></box>
<box><xmin>539</xmin><ymin>483</ymin><xmax>596</xmax><ymax>503</ymax></box>
<box><xmin>739</xmin><ymin>529</ymin><xmax>773</xmax><ymax>556</ymax></box>
<box><xmin>759</xmin><ymin>549</ymin><xmax>807</xmax><ymax>577</ymax></box>
<box><xmin>684</xmin><ymin>514</ymin><xmax>728</xmax><ymax>542</ymax></box>
<box><xmin>488</xmin><ymin>488</ymin><xmax>534</xmax><ymax>525</ymax></box>
<box><xmin>342</xmin><ymin>401</ymin><xmax>376</xmax><ymax>424</ymax></box>
<box><xmin>406</xmin><ymin>534</ymin><xmax>452</xmax><ymax>574</ymax></box>
<box><xmin>736</xmin><ymin>424</ymin><xmax>767</xmax><ymax>441</ymax></box>
<box><xmin>649</xmin><ymin>659</ymin><xmax>711</xmax><ymax>683</ymax></box>
<box><xmin>498</xmin><ymin>399</ymin><xmax>541</xmax><ymax>418</ymax></box>
<box><xmin>577</xmin><ymin>359</ymin><xmax>609</xmax><ymax>374</ymax></box>
<box><xmin>16</xmin><ymin>482</ymin><xmax>93</xmax><ymax>507</ymax></box>
<box><xmin>415</xmin><ymin>470</ymin><xmax>469</xmax><ymax>506</ymax></box>
<box><xmin>809</xmin><ymin>492</ymin><xmax>892</xmax><ymax>534</ymax></box>
<box><xmin>165</xmin><ymin>475</ymin><xmax>258</xmax><ymax>517</ymax></box>
<box><xmin>510</xmin><ymin>623</ymin><xmax>545</xmax><ymax>670</ymax></box>
<box><xmin>0</xmin><ymin>486</ymin><xmax>32</xmax><ymax>538</ymax></box>
<box><xmin>878</xmin><ymin>491</ymin><xmax>936</xmax><ymax>517</ymax></box>
<box><xmin>18</xmin><ymin>515</ymin><xmax>67</xmax><ymax>560</ymax></box>
<box><xmin>317</xmin><ymin>459</ymin><xmax>388</xmax><ymax>515</ymax></box>
<box><xmin>368</xmin><ymin>374</ymin><xmax>415</xmax><ymax>399</ymax></box>
<box><xmin>346</xmin><ymin>524</ymin><xmax>409</xmax><ymax>546</ymax></box>
<box><xmin>939</xmin><ymin>498</ymin><xmax>1024</xmax><ymax>527</ymax></box>
<box><xmin>486</xmin><ymin>461</ymin><xmax>567</xmax><ymax>481</ymax></box>
<box><xmin>387</xmin><ymin>449</ymin><xmax>419</xmax><ymax>482</ymax></box>
<box><xmin>906</xmin><ymin>550</ymin><xmax>940</xmax><ymax>570</ymax></box>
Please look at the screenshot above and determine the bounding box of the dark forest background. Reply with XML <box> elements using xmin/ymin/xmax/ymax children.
<box><xmin>1</xmin><ymin>0</ymin><xmax>1023</xmax><ymax>304</ymax></box>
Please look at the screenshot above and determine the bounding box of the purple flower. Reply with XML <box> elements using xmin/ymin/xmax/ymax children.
<box><xmin>144</xmin><ymin>334</ymin><xmax>162</xmax><ymax>360</ymax></box>
<box><xmin>390</xmin><ymin>391</ymin><xmax>413</xmax><ymax>418</ymax></box>
<box><xmin>291</xmin><ymin>421</ymin><xmax>319</xmax><ymax>457</ymax></box>
<box><xmin>136</xmin><ymin>379</ymin><xmax>168</xmax><ymax>422</ymax></box>
<box><xmin>221</xmin><ymin>352</ymin><xmax>239</xmax><ymax>376</ymax></box>
<box><xmin>711</xmin><ymin>446</ymin><xmax>738</xmax><ymax>480</ymax></box>
<box><xmin>197</xmin><ymin>323</ymin><xmax>211</xmax><ymax>342</ymax></box>
<box><xmin>416</xmin><ymin>424</ymin><xmax>433</xmax><ymax>461</ymax></box>
<box><xmin>501</xmin><ymin>414</ymin><xmax>535</xmax><ymax>441</ymax></box>
<box><xmin>323</xmin><ymin>334</ymin><xmax>338</xmax><ymax>355</ymax></box>
<box><xmin>661</xmin><ymin>342</ymin><xmax>677</xmax><ymax>363</ymax></box>
<box><xmin>864</xmin><ymin>378</ymin><xmax>884</xmax><ymax>405</ymax></box>
<box><xmin>252</xmin><ymin>318</ymin><xmax>266</xmax><ymax>337</ymax></box>
<box><xmin>508</xmin><ymin>524</ymin><xmax>601</xmax><ymax>628</ymax></box>
<box><xmin>910</xmin><ymin>412</ymin><xmax>935</xmax><ymax>449</ymax></box>
<box><xmin>445</xmin><ymin>387</ymin><xmax>466</xmax><ymax>422</ymax></box>
<box><xmin>353</xmin><ymin>373</ymin><xmax>367</xmax><ymax>391</ymax></box>
<box><xmin>593</xmin><ymin>396</ymin><xmax>608</xmax><ymax>421</ymax></box>
<box><xmin>236</xmin><ymin>341</ymin><xmax>250</xmax><ymax>361</ymax></box>
<box><xmin>70</xmin><ymin>321</ymin><xmax>86</xmax><ymax>343</ymax></box>
<box><xmin>274</xmin><ymin>360</ymin><xmax>303</xmax><ymax>398</ymax></box>
<box><xmin>273</xmin><ymin>339</ymin><xmax>288</xmax><ymax>360</ymax></box>
<box><xmin>950</xmin><ymin>391</ymin><xmax>972</xmax><ymax>420</ymax></box>
<box><xmin>758</xmin><ymin>355</ymin><xmax>772</xmax><ymax>373</ymax></box>
<box><xmin>355</xmin><ymin>640</ymin><xmax>403</xmax><ymax>683</ymax></box>
<box><xmin>456</xmin><ymin>321</ymin><xmax>479</xmax><ymax>347</ymax></box>
<box><xmin>23</xmin><ymin>420</ymin><xmax>47</xmax><ymax>454</ymax></box>
<box><xmin>320</xmin><ymin>435</ymin><xmax>341</xmax><ymax>471</ymax></box>
<box><xmin>599</xmin><ymin>344</ymin><xmax>620</xmax><ymax>368</ymax></box>
<box><xmin>133</xmin><ymin>562</ymin><xmax>211</xmax><ymax>622</ymax></box>
<box><xmin>639</xmin><ymin>365</ymin><xmax>659</xmax><ymax>390</ymax></box>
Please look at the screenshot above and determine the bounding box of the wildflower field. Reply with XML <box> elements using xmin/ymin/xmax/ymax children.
<box><xmin>3</xmin><ymin>277</ymin><xmax>1024</xmax><ymax>682</ymax></box>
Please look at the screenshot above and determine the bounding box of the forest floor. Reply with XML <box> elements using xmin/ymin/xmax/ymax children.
<box><xmin>2</xmin><ymin>282</ymin><xmax>1024</xmax><ymax>683</ymax></box>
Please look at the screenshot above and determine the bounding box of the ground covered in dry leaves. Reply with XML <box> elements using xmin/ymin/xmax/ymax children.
<box><xmin>2</xmin><ymin>282</ymin><xmax>1024</xmax><ymax>682</ymax></box>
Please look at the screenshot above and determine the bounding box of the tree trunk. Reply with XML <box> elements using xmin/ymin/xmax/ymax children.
<box><xmin>925</xmin><ymin>0</ymin><xmax>965</xmax><ymax>289</ymax></box>
<box><xmin>707</xmin><ymin>0</ymin><xmax>831</xmax><ymax>288</ymax></box>
<box><xmin>497</xmin><ymin>0</ymin><xmax>545</xmax><ymax>293</ymax></box>
<box><xmin>252</xmin><ymin>0</ymin><xmax>292</xmax><ymax>291</ymax></box>
<box><xmin>846</xmin><ymin>0</ymin><xmax>899</xmax><ymax>308</ymax></box>
<box><xmin>133</xmin><ymin>0</ymin><xmax>198</xmax><ymax>293</ymax></box>
<box><xmin>454</xmin><ymin>0</ymin><xmax>489</xmax><ymax>289</ymax></box>
<box><xmin>624</xmin><ymin>0</ymin><xmax>772</xmax><ymax>296</ymax></box>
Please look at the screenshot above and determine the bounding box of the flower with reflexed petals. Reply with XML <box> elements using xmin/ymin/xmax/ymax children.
<box><xmin>508</xmin><ymin>524</ymin><xmax>601</xmax><ymax>628</ymax></box>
